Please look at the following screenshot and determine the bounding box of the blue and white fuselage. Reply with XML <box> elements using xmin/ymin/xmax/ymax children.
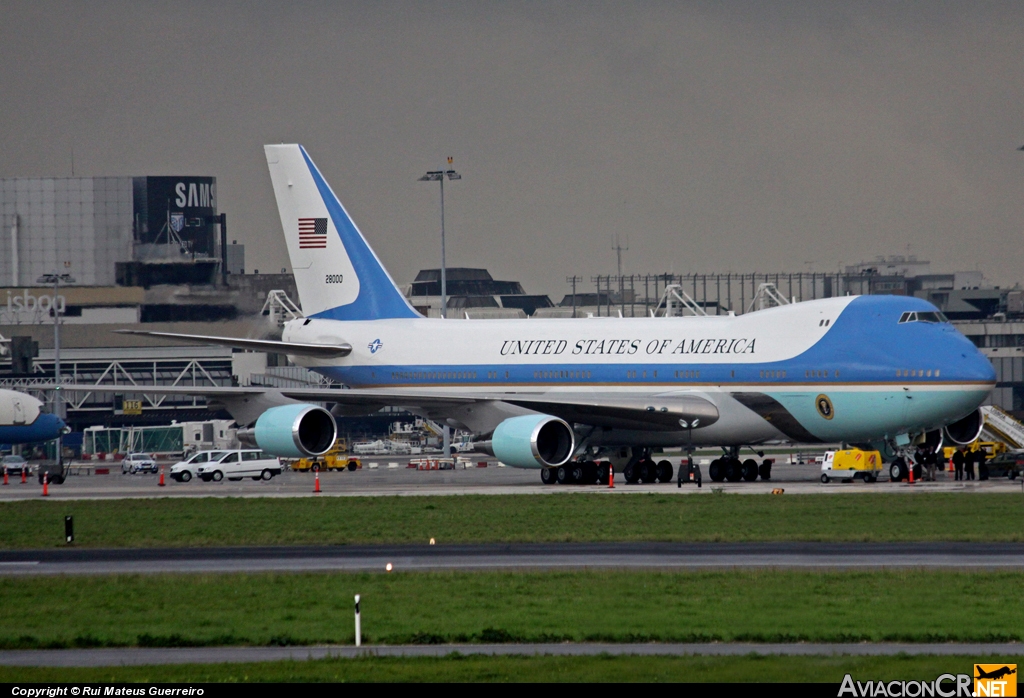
<box><xmin>283</xmin><ymin>294</ymin><xmax>994</xmax><ymax>447</ymax></box>
<box><xmin>0</xmin><ymin>389</ymin><xmax>66</xmax><ymax>445</ymax></box>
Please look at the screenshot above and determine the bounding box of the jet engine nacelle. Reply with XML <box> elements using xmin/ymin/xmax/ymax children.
<box><xmin>239</xmin><ymin>404</ymin><xmax>337</xmax><ymax>458</ymax></box>
<box><xmin>491</xmin><ymin>414</ymin><xmax>575</xmax><ymax>469</ymax></box>
<box><xmin>943</xmin><ymin>408</ymin><xmax>985</xmax><ymax>446</ymax></box>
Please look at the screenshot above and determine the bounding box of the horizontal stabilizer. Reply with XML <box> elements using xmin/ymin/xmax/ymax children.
<box><xmin>113</xmin><ymin>330</ymin><xmax>352</xmax><ymax>358</ymax></box>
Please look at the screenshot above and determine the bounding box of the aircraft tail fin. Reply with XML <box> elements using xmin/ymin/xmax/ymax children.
<box><xmin>264</xmin><ymin>144</ymin><xmax>419</xmax><ymax>321</ymax></box>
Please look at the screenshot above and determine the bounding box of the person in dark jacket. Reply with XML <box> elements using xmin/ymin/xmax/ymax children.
<box><xmin>965</xmin><ymin>447</ymin><xmax>977</xmax><ymax>480</ymax></box>
<box><xmin>952</xmin><ymin>447</ymin><xmax>965</xmax><ymax>481</ymax></box>
<box><xmin>923</xmin><ymin>446</ymin><xmax>937</xmax><ymax>481</ymax></box>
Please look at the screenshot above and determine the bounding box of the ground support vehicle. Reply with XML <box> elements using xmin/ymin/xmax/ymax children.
<box><xmin>121</xmin><ymin>453</ymin><xmax>158</xmax><ymax>474</ymax></box>
<box><xmin>293</xmin><ymin>448</ymin><xmax>361</xmax><ymax>472</ymax></box>
<box><xmin>820</xmin><ymin>449</ymin><xmax>882</xmax><ymax>483</ymax></box>
<box><xmin>197</xmin><ymin>449</ymin><xmax>283</xmax><ymax>482</ymax></box>
<box><xmin>169</xmin><ymin>450</ymin><xmax>226</xmax><ymax>482</ymax></box>
<box><xmin>34</xmin><ymin>459</ymin><xmax>67</xmax><ymax>485</ymax></box>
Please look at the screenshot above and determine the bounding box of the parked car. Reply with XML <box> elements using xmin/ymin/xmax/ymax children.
<box><xmin>1</xmin><ymin>455</ymin><xmax>31</xmax><ymax>476</ymax></box>
<box><xmin>197</xmin><ymin>449</ymin><xmax>282</xmax><ymax>482</ymax></box>
<box><xmin>169</xmin><ymin>450</ymin><xmax>226</xmax><ymax>483</ymax></box>
<box><xmin>121</xmin><ymin>452</ymin><xmax>158</xmax><ymax>474</ymax></box>
<box><xmin>980</xmin><ymin>450</ymin><xmax>1024</xmax><ymax>480</ymax></box>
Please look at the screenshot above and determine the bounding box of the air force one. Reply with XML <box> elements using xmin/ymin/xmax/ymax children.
<box><xmin>82</xmin><ymin>144</ymin><xmax>995</xmax><ymax>482</ymax></box>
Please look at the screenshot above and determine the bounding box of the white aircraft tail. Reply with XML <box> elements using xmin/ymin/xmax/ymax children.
<box><xmin>264</xmin><ymin>144</ymin><xmax>419</xmax><ymax>320</ymax></box>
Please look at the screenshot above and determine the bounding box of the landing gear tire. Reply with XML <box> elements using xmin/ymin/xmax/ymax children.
<box><xmin>570</xmin><ymin>463</ymin><xmax>585</xmax><ymax>484</ymax></box>
<box><xmin>820</xmin><ymin>474</ymin><xmax>830</xmax><ymax>484</ymax></box>
<box><xmin>623</xmin><ymin>462</ymin><xmax>640</xmax><ymax>484</ymax></box>
<box><xmin>741</xmin><ymin>459</ymin><xmax>758</xmax><ymax>482</ymax></box>
<box><xmin>556</xmin><ymin>465</ymin><xmax>570</xmax><ymax>484</ymax></box>
<box><xmin>581</xmin><ymin>461</ymin><xmax>599</xmax><ymax>485</ymax></box>
<box><xmin>637</xmin><ymin>459</ymin><xmax>656</xmax><ymax>484</ymax></box>
<box><xmin>656</xmin><ymin>460</ymin><xmax>673</xmax><ymax>483</ymax></box>
<box><xmin>709</xmin><ymin>459</ymin><xmax>725</xmax><ymax>482</ymax></box>
<box><xmin>541</xmin><ymin>467</ymin><xmax>556</xmax><ymax>485</ymax></box>
<box><xmin>597</xmin><ymin>462</ymin><xmax>611</xmax><ymax>485</ymax></box>
<box><xmin>889</xmin><ymin>459</ymin><xmax>907</xmax><ymax>482</ymax></box>
<box><xmin>724</xmin><ymin>459</ymin><xmax>742</xmax><ymax>482</ymax></box>
<box><xmin>758</xmin><ymin>460</ymin><xmax>772</xmax><ymax>481</ymax></box>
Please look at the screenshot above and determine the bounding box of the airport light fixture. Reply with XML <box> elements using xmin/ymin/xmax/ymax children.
<box><xmin>36</xmin><ymin>272</ymin><xmax>75</xmax><ymax>466</ymax></box>
<box><xmin>418</xmin><ymin>158</ymin><xmax>461</xmax><ymax>319</ymax></box>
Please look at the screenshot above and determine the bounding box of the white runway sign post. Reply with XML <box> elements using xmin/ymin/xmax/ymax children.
<box><xmin>354</xmin><ymin>594</ymin><xmax>361</xmax><ymax>647</ymax></box>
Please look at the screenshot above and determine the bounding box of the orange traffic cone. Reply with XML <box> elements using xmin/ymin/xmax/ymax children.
<box><xmin>908</xmin><ymin>463</ymin><xmax>915</xmax><ymax>484</ymax></box>
<box><xmin>20</xmin><ymin>468</ymin><xmax>27</xmax><ymax>484</ymax></box>
<box><xmin>158</xmin><ymin>467</ymin><xmax>166</xmax><ymax>487</ymax></box>
<box><xmin>608</xmin><ymin>463</ymin><xmax>614</xmax><ymax>489</ymax></box>
<box><xmin>3</xmin><ymin>466</ymin><xmax>8</xmax><ymax>486</ymax></box>
<box><xmin>313</xmin><ymin>471</ymin><xmax>321</xmax><ymax>494</ymax></box>
<box><xmin>41</xmin><ymin>473</ymin><xmax>49</xmax><ymax>497</ymax></box>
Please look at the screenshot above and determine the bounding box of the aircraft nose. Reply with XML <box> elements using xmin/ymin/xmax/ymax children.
<box><xmin>39</xmin><ymin>413</ymin><xmax>67</xmax><ymax>439</ymax></box>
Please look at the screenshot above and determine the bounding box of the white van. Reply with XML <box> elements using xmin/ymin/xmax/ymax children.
<box><xmin>169</xmin><ymin>450</ymin><xmax>226</xmax><ymax>482</ymax></box>
<box><xmin>197</xmin><ymin>449</ymin><xmax>282</xmax><ymax>482</ymax></box>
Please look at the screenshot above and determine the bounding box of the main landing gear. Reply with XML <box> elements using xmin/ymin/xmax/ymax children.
<box><xmin>707</xmin><ymin>457</ymin><xmax>773</xmax><ymax>483</ymax></box>
<box><xmin>540</xmin><ymin>461</ymin><xmax>612</xmax><ymax>485</ymax></box>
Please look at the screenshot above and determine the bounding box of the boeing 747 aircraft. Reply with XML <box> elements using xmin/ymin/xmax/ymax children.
<box><xmin>0</xmin><ymin>389</ymin><xmax>66</xmax><ymax>445</ymax></box>
<box><xmin>76</xmin><ymin>145</ymin><xmax>995</xmax><ymax>484</ymax></box>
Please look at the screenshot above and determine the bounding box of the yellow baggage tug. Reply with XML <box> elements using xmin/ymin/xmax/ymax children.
<box><xmin>820</xmin><ymin>449</ymin><xmax>882</xmax><ymax>484</ymax></box>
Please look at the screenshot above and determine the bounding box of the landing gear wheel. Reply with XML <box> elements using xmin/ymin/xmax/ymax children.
<box><xmin>637</xmin><ymin>460</ymin><xmax>655</xmax><ymax>483</ymax></box>
<box><xmin>724</xmin><ymin>459</ymin><xmax>742</xmax><ymax>482</ymax></box>
<box><xmin>556</xmin><ymin>465</ymin><xmax>570</xmax><ymax>484</ymax></box>
<box><xmin>581</xmin><ymin>462</ymin><xmax>598</xmax><ymax>485</ymax></box>
<box><xmin>597</xmin><ymin>462</ymin><xmax>611</xmax><ymax>485</ymax></box>
<box><xmin>758</xmin><ymin>460</ymin><xmax>772</xmax><ymax>481</ymax></box>
<box><xmin>541</xmin><ymin>467</ymin><xmax>556</xmax><ymax>485</ymax></box>
<box><xmin>889</xmin><ymin>459</ymin><xmax>907</xmax><ymax>482</ymax></box>
<box><xmin>741</xmin><ymin>459</ymin><xmax>758</xmax><ymax>482</ymax></box>
<box><xmin>656</xmin><ymin>460</ymin><xmax>674</xmax><ymax>483</ymax></box>
<box><xmin>623</xmin><ymin>462</ymin><xmax>640</xmax><ymax>484</ymax></box>
<box><xmin>708</xmin><ymin>459</ymin><xmax>725</xmax><ymax>482</ymax></box>
<box><xmin>570</xmin><ymin>464</ymin><xmax>585</xmax><ymax>484</ymax></box>
<box><xmin>820</xmin><ymin>474</ymin><xmax>830</xmax><ymax>484</ymax></box>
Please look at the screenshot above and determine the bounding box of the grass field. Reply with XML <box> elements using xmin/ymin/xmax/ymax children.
<box><xmin>2</xmin><ymin>570</ymin><xmax>1022</xmax><ymax>649</ymax></box>
<box><xmin>3</xmin><ymin>654</ymin><xmax>1022</xmax><ymax>683</ymax></box>
<box><xmin>2</xmin><ymin>493</ymin><xmax>1023</xmax><ymax>549</ymax></box>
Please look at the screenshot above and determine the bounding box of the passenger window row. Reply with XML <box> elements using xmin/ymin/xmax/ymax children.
<box><xmin>533</xmin><ymin>370</ymin><xmax>592</xmax><ymax>380</ymax></box>
<box><xmin>674</xmin><ymin>370</ymin><xmax>700</xmax><ymax>379</ymax></box>
<box><xmin>760</xmin><ymin>370</ymin><xmax>786</xmax><ymax>379</ymax></box>
<box><xmin>896</xmin><ymin>368</ymin><xmax>939</xmax><ymax>378</ymax></box>
<box><xmin>805</xmin><ymin>369</ymin><xmax>839</xmax><ymax>378</ymax></box>
<box><xmin>392</xmin><ymin>370</ymin><xmax>478</xmax><ymax>380</ymax></box>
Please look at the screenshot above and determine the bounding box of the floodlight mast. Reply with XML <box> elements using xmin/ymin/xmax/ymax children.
<box><xmin>36</xmin><ymin>271</ymin><xmax>75</xmax><ymax>466</ymax></box>
<box><xmin>418</xmin><ymin>158</ymin><xmax>461</xmax><ymax>319</ymax></box>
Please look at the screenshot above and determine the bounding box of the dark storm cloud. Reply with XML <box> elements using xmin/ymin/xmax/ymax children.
<box><xmin>1</xmin><ymin>1</ymin><xmax>1022</xmax><ymax>297</ymax></box>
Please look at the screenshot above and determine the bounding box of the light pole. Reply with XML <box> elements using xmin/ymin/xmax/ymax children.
<box><xmin>37</xmin><ymin>272</ymin><xmax>75</xmax><ymax>465</ymax></box>
<box><xmin>418</xmin><ymin>158</ymin><xmax>461</xmax><ymax>319</ymax></box>
<box><xmin>419</xmin><ymin>158</ymin><xmax>461</xmax><ymax>461</ymax></box>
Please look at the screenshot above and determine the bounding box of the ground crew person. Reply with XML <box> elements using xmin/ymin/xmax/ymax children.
<box><xmin>923</xmin><ymin>446</ymin><xmax>937</xmax><ymax>481</ymax></box>
<box><xmin>965</xmin><ymin>447</ymin><xmax>977</xmax><ymax>480</ymax></box>
<box><xmin>952</xmin><ymin>446</ymin><xmax>965</xmax><ymax>481</ymax></box>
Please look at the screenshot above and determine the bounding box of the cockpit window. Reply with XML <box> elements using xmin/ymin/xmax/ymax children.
<box><xmin>899</xmin><ymin>311</ymin><xmax>948</xmax><ymax>324</ymax></box>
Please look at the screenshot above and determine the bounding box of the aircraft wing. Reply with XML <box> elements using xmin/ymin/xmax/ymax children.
<box><xmin>57</xmin><ymin>384</ymin><xmax>718</xmax><ymax>431</ymax></box>
<box><xmin>113</xmin><ymin>330</ymin><xmax>352</xmax><ymax>359</ymax></box>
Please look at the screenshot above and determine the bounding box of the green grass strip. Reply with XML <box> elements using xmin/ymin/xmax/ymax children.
<box><xmin>2</xmin><ymin>492</ymin><xmax>1024</xmax><ymax>549</ymax></box>
<box><xmin>2</xmin><ymin>570</ymin><xmax>1022</xmax><ymax>649</ymax></box>
<box><xmin>3</xmin><ymin>654</ymin><xmax>1023</xmax><ymax>683</ymax></box>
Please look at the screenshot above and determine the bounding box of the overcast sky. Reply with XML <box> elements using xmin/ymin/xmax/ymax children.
<box><xmin>2</xmin><ymin>1</ymin><xmax>1022</xmax><ymax>298</ymax></box>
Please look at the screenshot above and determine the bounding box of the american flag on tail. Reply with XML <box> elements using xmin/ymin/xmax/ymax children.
<box><xmin>298</xmin><ymin>218</ymin><xmax>328</xmax><ymax>248</ymax></box>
